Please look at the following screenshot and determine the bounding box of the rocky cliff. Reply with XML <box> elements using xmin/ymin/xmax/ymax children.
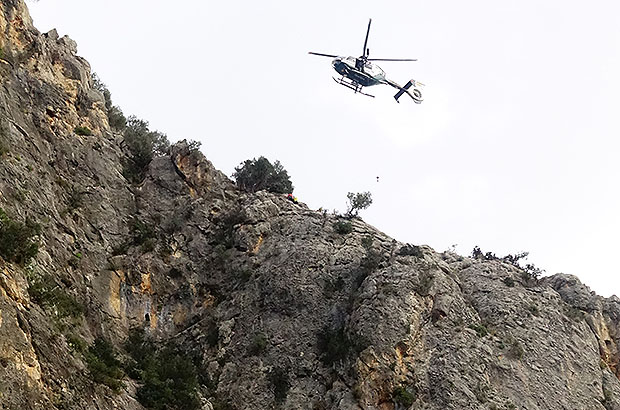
<box><xmin>2</xmin><ymin>1</ymin><xmax>620</xmax><ymax>409</ymax></box>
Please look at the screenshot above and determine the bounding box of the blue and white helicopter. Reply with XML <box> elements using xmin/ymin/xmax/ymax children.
<box><xmin>309</xmin><ymin>19</ymin><xmax>423</xmax><ymax>103</ymax></box>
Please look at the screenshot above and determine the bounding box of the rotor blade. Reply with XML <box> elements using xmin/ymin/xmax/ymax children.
<box><xmin>362</xmin><ymin>18</ymin><xmax>372</xmax><ymax>57</ymax></box>
<box><xmin>308</xmin><ymin>52</ymin><xmax>339</xmax><ymax>58</ymax></box>
<box><xmin>367</xmin><ymin>58</ymin><xmax>418</xmax><ymax>61</ymax></box>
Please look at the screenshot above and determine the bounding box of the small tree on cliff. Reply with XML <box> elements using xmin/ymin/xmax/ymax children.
<box><xmin>232</xmin><ymin>156</ymin><xmax>293</xmax><ymax>194</ymax></box>
<box><xmin>122</xmin><ymin>116</ymin><xmax>170</xmax><ymax>183</ymax></box>
<box><xmin>345</xmin><ymin>191</ymin><xmax>372</xmax><ymax>218</ymax></box>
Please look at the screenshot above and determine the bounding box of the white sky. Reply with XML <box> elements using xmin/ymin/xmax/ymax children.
<box><xmin>27</xmin><ymin>0</ymin><xmax>620</xmax><ymax>296</ymax></box>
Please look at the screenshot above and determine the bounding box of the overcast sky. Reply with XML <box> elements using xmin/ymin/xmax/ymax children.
<box><xmin>27</xmin><ymin>0</ymin><xmax>620</xmax><ymax>296</ymax></box>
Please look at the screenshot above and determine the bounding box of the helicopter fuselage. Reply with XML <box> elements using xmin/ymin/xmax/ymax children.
<box><xmin>332</xmin><ymin>56</ymin><xmax>386</xmax><ymax>87</ymax></box>
<box><xmin>308</xmin><ymin>19</ymin><xmax>422</xmax><ymax>103</ymax></box>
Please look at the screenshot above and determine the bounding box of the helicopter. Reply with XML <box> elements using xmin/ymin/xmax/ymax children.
<box><xmin>309</xmin><ymin>19</ymin><xmax>423</xmax><ymax>103</ymax></box>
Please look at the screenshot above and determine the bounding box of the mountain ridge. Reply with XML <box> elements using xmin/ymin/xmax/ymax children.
<box><xmin>1</xmin><ymin>1</ymin><xmax>620</xmax><ymax>409</ymax></box>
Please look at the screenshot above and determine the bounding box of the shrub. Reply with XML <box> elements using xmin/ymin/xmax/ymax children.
<box><xmin>91</xmin><ymin>73</ymin><xmax>127</xmax><ymax>130</ymax></box>
<box><xmin>268</xmin><ymin>367</ymin><xmax>290</xmax><ymax>403</ymax></box>
<box><xmin>472</xmin><ymin>246</ymin><xmax>544</xmax><ymax>281</ymax></box>
<box><xmin>113</xmin><ymin>218</ymin><xmax>157</xmax><ymax>255</ymax></box>
<box><xmin>0</xmin><ymin>120</ymin><xmax>8</xmax><ymax>156</ymax></box>
<box><xmin>135</xmin><ymin>346</ymin><xmax>200</xmax><ymax>410</ymax></box>
<box><xmin>130</xmin><ymin>218</ymin><xmax>156</xmax><ymax>248</ymax></box>
<box><xmin>397</xmin><ymin>244</ymin><xmax>423</xmax><ymax>258</ymax></box>
<box><xmin>187</xmin><ymin>139</ymin><xmax>202</xmax><ymax>153</ymax></box>
<box><xmin>392</xmin><ymin>386</ymin><xmax>415</xmax><ymax>406</ymax></box>
<box><xmin>471</xmin><ymin>246</ymin><xmax>497</xmax><ymax>261</ymax></box>
<box><xmin>86</xmin><ymin>337</ymin><xmax>124</xmax><ymax>391</ymax></box>
<box><xmin>317</xmin><ymin>325</ymin><xmax>368</xmax><ymax>366</ymax></box>
<box><xmin>469</xmin><ymin>323</ymin><xmax>488</xmax><ymax>337</ymax></box>
<box><xmin>0</xmin><ymin>208</ymin><xmax>40</xmax><ymax>265</ymax></box>
<box><xmin>28</xmin><ymin>274</ymin><xmax>84</xmax><ymax>319</ymax></box>
<box><xmin>124</xmin><ymin>328</ymin><xmax>200</xmax><ymax>410</ymax></box>
<box><xmin>67</xmin><ymin>334</ymin><xmax>87</xmax><ymax>353</ymax></box>
<box><xmin>74</xmin><ymin>126</ymin><xmax>93</xmax><ymax>136</ymax></box>
<box><xmin>248</xmin><ymin>332</ymin><xmax>268</xmax><ymax>356</ymax></box>
<box><xmin>232</xmin><ymin>156</ymin><xmax>293</xmax><ymax>194</ymax></box>
<box><xmin>333</xmin><ymin>221</ymin><xmax>353</xmax><ymax>235</ymax></box>
<box><xmin>122</xmin><ymin>116</ymin><xmax>170</xmax><ymax>183</ymax></box>
<box><xmin>345</xmin><ymin>192</ymin><xmax>372</xmax><ymax>218</ymax></box>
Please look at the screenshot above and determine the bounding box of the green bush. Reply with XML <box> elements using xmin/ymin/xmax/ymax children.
<box><xmin>333</xmin><ymin>221</ymin><xmax>353</xmax><ymax>235</ymax></box>
<box><xmin>91</xmin><ymin>73</ymin><xmax>127</xmax><ymax>130</ymax></box>
<box><xmin>122</xmin><ymin>116</ymin><xmax>169</xmax><ymax>184</ymax></box>
<box><xmin>316</xmin><ymin>325</ymin><xmax>368</xmax><ymax>366</ymax></box>
<box><xmin>232</xmin><ymin>156</ymin><xmax>293</xmax><ymax>194</ymax></box>
<box><xmin>28</xmin><ymin>274</ymin><xmax>83</xmax><ymax>319</ymax></box>
<box><xmin>113</xmin><ymin>218</ymin><xmax>157</xmax><ymax>255</ymax></box>
<box><xmin>248</xmin><ymin>332</ymin><xmax>268</xmax><ymax>356</ymax></box>
<box><xmin>469</xmin><ymin>323</ymin><xmax>488</xmax><ymax>337</ymax></box>
<box><xmin>125</xmin><ymin>329</ymin><xmax>200</xmax><ymax>410</ymax></box>
<box><xmin>0</xmin><ymin>208</ymin><xmax>40</xmax><ymax>265</ymax></box>
<box><xmin>392</xmin><ymin>386</ymin><xmax>415</xmax><ymax>406</ymax></box>
<box><xmin>67</xmin><ymin>334</ymin><xmax>87</xmax><ymax>353</ymax></box>
<box><xmin>86</xmin><ymin>337</ymin><xmax>124</xmax><ymax>391</ymax></box>
<box><xmin>74</xmin><ymin>126</ymin><xmax>93</xmax><ymax>136</ymax></box>
<box><xmin>108</xmin><ymin>106</ymin><xmax>127</xmax><ymax>130</ymax></box>
<box><xmin>130</xmin><ymin>218</ymin><xmax>156</xmax><ymax>247</ymax></box>
<box><xmin>472</xmin><ymin>246</ymin><xmax>544</xmax><ymax>281</ymax></box>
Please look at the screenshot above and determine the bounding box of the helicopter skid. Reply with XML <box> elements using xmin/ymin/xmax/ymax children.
<box><xmin>332</xmin><ymin>76</ymin><xmax>375</xmax><ymax>98</ymax></box>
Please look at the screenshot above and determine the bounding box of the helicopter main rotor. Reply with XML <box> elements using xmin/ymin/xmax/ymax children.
<box><xmin>308</xmin><ymin>18</ymin><xmax>416</xmax><ymax>71</ymax></box>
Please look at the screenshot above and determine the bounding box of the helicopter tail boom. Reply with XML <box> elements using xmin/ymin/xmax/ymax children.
<box><xmin>391</xmin><ymin>79</ymin><xmax>424</xmax><ymax>104</ymax></box>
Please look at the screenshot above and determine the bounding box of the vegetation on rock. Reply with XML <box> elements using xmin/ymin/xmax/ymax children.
<box><xmin>333</xmin><ymin>220</ymin><xmax>353</xmax><ymax>235</ymax></box>
<box><xmin>472</xmin><ymin>246</ymin><xmax>544</xmax><ymax>281</ymax></box>
<box><xmin>91</xmin><ymin>73</ymin><xmax>127</xmax><ymax>130</ymax></box>
<box><xmin>73</xmin><ymin>126</ymin><xmax>92</xmax><ymax>136</ymax></box>
<box><xmin>232</xmin><ymin>156</ymin><xmax>293</xmax><ymax>194</ymax></box>
<box><xmin>393</xmin><ymin>386</ymin><xmax>416</xmax><ymax>406</ymax></box>
<box><xmin>85</xmin><ymin>337</ymin><xmax>124</xmax><ymax>391</ymax></box>
<box><xmin>122</xmin><ymin>116</ymin><xmax>170</xmax><ymax>184</ymax></box>
<box><xmin>0</xmin><ymin>208</ymin><xmax>40</xmax><ymax>265</ymax></box>
<box><xmin>124</xmin><ymin>329</ymin><xmax>200</xmax><ymax>410</ymax></box>
<box><xmin>345</xmin><ymin>191</ymin><xmax>372</xmax><ymax>218</ymax></box>
<box><xmin>27</xmin><ymin>273</ymin><xmax>83</xmax><ymax>319</ymax></box>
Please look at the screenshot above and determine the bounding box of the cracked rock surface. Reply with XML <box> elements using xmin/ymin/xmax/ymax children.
<box><xmin>1</xmin><ymin>1</ymin><xmax>620</xmax><ymax>409</ymax></box>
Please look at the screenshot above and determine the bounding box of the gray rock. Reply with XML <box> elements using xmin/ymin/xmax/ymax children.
<box><xmin>2</xmin><ymin>0</ymin><xmax>620</xmax><ymax>409</ymax></box>
<box><xmin>58</xmin><ymin>35</ymin><xmax>78</xmax><ymax>53</ymax></box>
<box><xmin>45</xmin><ymin>28</ymin><xmax>59</xmax><ymax>40</ymax></box>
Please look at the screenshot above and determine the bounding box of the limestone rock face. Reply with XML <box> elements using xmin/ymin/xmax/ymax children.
<box><xmin>2</xmin><ymin>1</ymin><xmax>620</xmax><ymax>409</ymax></box>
